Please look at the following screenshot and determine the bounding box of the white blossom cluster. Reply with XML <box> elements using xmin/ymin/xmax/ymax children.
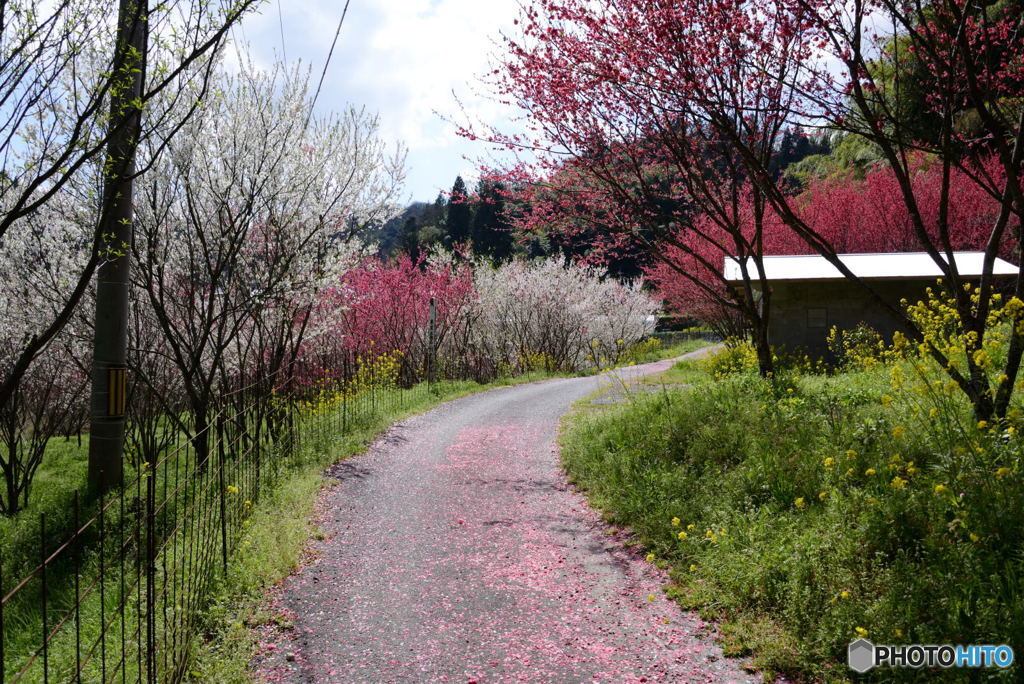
<box><xmin>468</xmin><ymin>257</ymin><xmax>657</xmax><ymax>373</ymax></box>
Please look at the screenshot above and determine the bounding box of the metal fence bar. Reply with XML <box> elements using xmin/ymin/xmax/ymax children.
<box><xmin>1</xmin><ymin>353</ymin><xmax>490</xmax><ymax>682</ymax></box>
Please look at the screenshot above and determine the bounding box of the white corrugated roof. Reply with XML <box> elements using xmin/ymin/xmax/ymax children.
<box><xmin>723</xmin><ymin>252</ymin><xmax>1018</xmax><ymax>282</ymax></box>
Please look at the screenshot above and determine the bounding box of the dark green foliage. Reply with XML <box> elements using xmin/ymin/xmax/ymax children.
<box><xmin>444</xmin><ymin>176</ymin><xmax>472</xmax><ymax>249</ymax></box>
<box><xmin>470</xmin><ymin>179</ymin><xmax>514</xmax><ymax>263</ymax></box>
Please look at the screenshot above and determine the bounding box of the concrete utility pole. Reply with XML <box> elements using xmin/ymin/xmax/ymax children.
<box><xmin>87</xmin><ymin>0</ymin><xmax>148</xmax><ymax>492</ymax></box>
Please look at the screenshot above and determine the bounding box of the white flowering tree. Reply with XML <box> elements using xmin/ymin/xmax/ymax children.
<box><xmin>132</xmin><ymin>59</ymin><xmax>404</xmax><ymax>465</ymax></box>
<box><xmin>470</xmin><ymin>258</ymin><xmax>656</xmax><ymax>373</ymax></box>
<box><xmin>0</xmin><ymin>0</ymin><xmax>264</xmax><ymax>499</ymax></box>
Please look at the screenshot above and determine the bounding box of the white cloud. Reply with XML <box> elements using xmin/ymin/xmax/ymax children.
<box><xmin>238</xmin><ymin>0</ymin><xmax>522</xmax><ymax>200</ymax></box>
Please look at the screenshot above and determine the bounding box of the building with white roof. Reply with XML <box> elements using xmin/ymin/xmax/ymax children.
<box><xmin>723</xmin><ymin>252</ymin><xmax>1019</xmax><ymax>356</ymax></box>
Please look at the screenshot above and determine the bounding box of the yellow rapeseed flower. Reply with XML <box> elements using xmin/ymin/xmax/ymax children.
<box><xmin>687</xmin><ymin>524</ymin><xmax>695</xmax><ymax>531</ymax></box>
<box><xmin>647</xmin><ymin>594</ymin><xmax>656</xmax><ymax>602</ymax></box>
<box><xmin>855</xmin><ymin>627</ymin><xmax>869</xmax><ymax>638</ymax></box>
<box><xmin>824</xmin><ymin>457</ymin><xmax>835</xmax><ymax>469</ymax></box>
<box><xmin>226</xmin><ymin>485</ymin><xmax>239</xmax><ymax>495</ymax></box>
<box><xmin>934</xmin><ymin>484</ymin><xmax>948</xmax><ymax>495</ymax></box>
<box><xmin>818</xmin><ymin>490</ymin><xmax>828</xmax><ymax>501</ymax></box>
<box><xmin>865</xmin><ymin>468</ymin><xmax>877</xmax><ymax>476</ymax></box>
<box><xmin>891</xmin><ymin>476</ymin><xmax>908</xmax><ymax>489</ymax></box>
<box><xmin>689</xmin><ymin>564</ymin><xmax>698</xmax><ymax>572</ymax></box>
<box><xmin>891</xmin><ymin>425</ymin><xmax>906</xmax><ymax>438</ymax></box>
<box><xmin>646</xmin><ymin>553</ymin><xmax>655</xmax><ymax>563</ymax></box>
<box><xmin>671</xmin><ymin>517</ymin><xmax>681</xmax><ymax>527</ymax></box>
<box><xmin>677</xmin><ymin>531</ymin><xmax>687</xmax><ymax>540</ymax></box>
<box><xmin>840</xmin><ymin>591</ymin><xmax>850</xmax><ymax>599</ymax></box>
<box><xmin>978</xmin><ymin>420</ymin><xmax>989</xmax><ymax>430</ymax></box>
<box><xmin>795</xmin><ymin>497</ymin><xmax>806</xmax><ymax>510</ymax></box>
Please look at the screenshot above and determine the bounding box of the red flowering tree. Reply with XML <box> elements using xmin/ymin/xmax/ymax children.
<box><xmin>316</xmin><ymin>256</ymin><xmax>477</xmax><ymax>385</ymax></box>
<box><xmin>473</xmin><ymin>0</ymin><xmax>818</xmax><ymax>375</ymax></box>
<box><xmin>482</xmin><ymin>0</ymin><xmax>1024</xmax><ymax>417</ymax></box>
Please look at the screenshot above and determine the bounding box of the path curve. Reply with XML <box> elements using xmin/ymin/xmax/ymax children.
<box><xmin>256</xmin><ymin>348</ymin><xmax>755</xmax><ymax>683</ymax></box>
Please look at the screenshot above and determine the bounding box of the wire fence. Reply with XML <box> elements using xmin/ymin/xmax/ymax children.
<box><xmin>0</xmin><ymin>359</ymin><xmax>428</xmax><ymax>683</ymax></box>
<box><xmin>0</xmin><ymin>329</ymin><xmax>694</xmax><ymax>683</ymax></box>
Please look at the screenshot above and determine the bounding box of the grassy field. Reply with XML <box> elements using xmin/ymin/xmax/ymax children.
<box><xmin>0</xmin><ymin>336</ymin><xmax>709</xmax><ymax>680</ymax></box>
<box><xmin>561</xmin><ymin>345</ymin><xmax>1024</xmax><ymax>681</ymax></box>
<box><xmin>184</xmin><ymin>340</ymin><xmax>713</xmax><ymax>680</ymax></box>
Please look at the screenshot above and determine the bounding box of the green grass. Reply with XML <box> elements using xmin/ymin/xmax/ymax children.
<box><xmin>621</xmin><ymin>337</ymin><xmax>711</xmax><ymax>365</ymax></box>
<box><xmin>0</xmin><ymin>374</ymin><xmax>559</xmax><ymax>681</ymax></box>
<box><xmin>181</xmin><ymin>371</ymin><xmax>572</xmax><ymax>681</ymax></box>
<box><xmin>0</xmin><ymin>338</ymin><xmax>697</xmax><ymax>680</ymax></box>
<box><xmin>560</xmin><ymin>353</ymin><xmax>1024</xmax><ymax>681</ymax></box>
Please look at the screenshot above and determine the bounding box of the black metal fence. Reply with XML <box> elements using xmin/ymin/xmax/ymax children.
<box><xmin>0</xmin><ymin>362</ymin><xmax>424</xmax><ymax>683</ymax></box>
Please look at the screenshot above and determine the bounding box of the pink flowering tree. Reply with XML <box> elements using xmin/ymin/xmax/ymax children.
<box><xmin>316</xmin><ymin>255</ymin><xmax>477</xmax><ymax>386</ymax></box>
<box><xmin>482</xmin><ymin>0</ymin><xmax>1023</xmax><ymax>416</ymax></box>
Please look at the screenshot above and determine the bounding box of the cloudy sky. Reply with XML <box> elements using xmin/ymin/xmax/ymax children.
<box><xmin>233</xmin><ymin>0</ymin><xmax>521</xmax><ymax>204</ymax></box>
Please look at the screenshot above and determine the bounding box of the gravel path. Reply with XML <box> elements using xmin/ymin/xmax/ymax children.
<box><xmin>254</xmin><ymin>348</ymin><xmax>755</xmax><ymax>683</ymax></box>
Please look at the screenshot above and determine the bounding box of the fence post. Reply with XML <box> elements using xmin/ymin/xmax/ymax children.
<box><xmin>39</xmin><ymin>513</ymin><xmax>47</xmax><ymax>684</ymax></box>
<box><xmin>217</xmin><ymin>414</ymin><xmax>228</xmax><ymax>578</ymax></box>
<box><xmin>1</xmin><ymin>537</ymin><xmax>4</xmax><ymax>684</ymax></box>
<box><xmin>146</xmin><ymin>460</ymin><xmax>157</xmax><ymax>683</ymax></box>
<box><xmin>428</xmin><ymin>297</ymin><xmax>437</xmax><ymax>388</ymax></box>
<box><xmin>73</xmin><ymin>492</ymin><xmax>81</xmax><ymax>682</ymax></box>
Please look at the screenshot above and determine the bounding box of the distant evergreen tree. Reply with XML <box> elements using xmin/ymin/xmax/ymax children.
<box><xmin>770</xmin><ymin>127</ymin><xmax>833</xmax><ymax>182</ymax></box>
<box><xmin>425</xmin><ymin>192</ymin><xmax>446</xmax><ymax>227</ymax></box>
<box><xmin>399</xmin><ymin>214</ymin><xmax>421</xmax><ymax>262</ymax></box>
<box><xmin>470</xmin><ymin>179</ymin><xmax>514</xmax><ymax>263</ymax></box>
<box><xmin>444</xmin><ymin>176</ymin><xmax>472</xmax><ymax>248</ymax></box>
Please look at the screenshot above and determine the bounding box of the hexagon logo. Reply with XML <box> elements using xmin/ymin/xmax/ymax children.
<box><xmin>848</xmin><ymin>638</ymin><xmax>875</xmax><ymax>673</ymax></box>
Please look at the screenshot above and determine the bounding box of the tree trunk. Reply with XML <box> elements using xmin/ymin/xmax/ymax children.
<box><xmin>87</xmin><ymin>0</ymin><xmax>147</xmax><ymax>492</ymax></box>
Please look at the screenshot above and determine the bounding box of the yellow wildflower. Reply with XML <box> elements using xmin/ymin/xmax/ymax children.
<box><xmin>818</xmin><ymin>490</ymin><xmax>828</xmax><ymax>501</ymax></box>
<box><xmin>891</xmin><ymin>476</ymin><xmax>908</xmax><ymax>489</ymax></box>
<box><xmin>970</xmin><ymin>533</ymin><xmax>980</xmax><ymax>542</ymax></box>
<box><xmin>824</xmin><ymin>457</ymin><xmax>835</xmax><ymax>469</ymax></box>
<box><xmin>865</xmin><ymin>468</ymin><xmax>876</xmax><ymax>476</ymax></box>
<box><xmin>840</xmin><ymin>591</ymin><xmax>850</xmax><ymax>599</ymax></box>
<box><xmin>689</xmin><ymin>564</ymin><xmax>698</xmax><ymax>572</ymax></box>
<box><xmin>677</xmin><ymin>531</ymin><xmax>688</xmax><ymax>540</ymax></box>
<box><xmin>934</xmin><ymin>484</ymin><xmax>948</xmax><ymax>495</ymax></box>
<box><xmin>647</xmin><ymin>594</ymin><xmax>656</xmax><ymax>602</ymax></box>
<box><xmin>646</xmin><ymin>553</ymin><xmax>656</xmax><ymax>563</ymax></box>
<box><xmin>996</xmin><ymin>467</ymin><xmax>1012</xmax><ymax>478</ymax></box>
<box><xmin>671</xmin><ymin>517</ymin><xmax>681</xmax><ymax>527</ymax></box>
<box><xmin>226</xmin><ymin>485</ymin><xmax>239</xmax><ymax>495</ymax></box>
<box><xmin>978</xmin><ymin>420</ymin><xmax>989</xmax><ymax>430</ymax></box>
<box><xmin>855</xmin><ymin>627</ymin><xmax>869</xmax><ymax>638</ymax></box>
<box><xmin>891</xmin><ymin>426</ymin><xmax>906</xmax><ymax>438</ymax></box>
<box><xmin>795</xmin><ymin>497</ymin><xmax>806</xmax><ymax>510</ymax></box>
